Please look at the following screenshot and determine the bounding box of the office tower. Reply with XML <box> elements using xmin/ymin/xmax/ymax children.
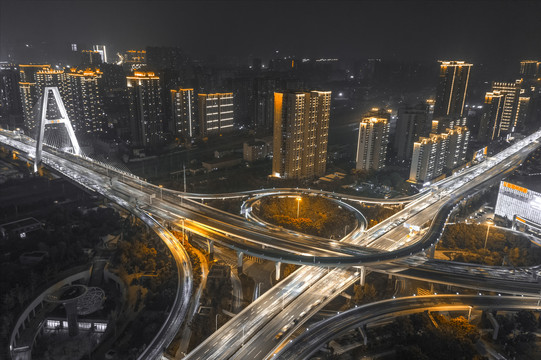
<box><xmin>433</xmin><ymin>61</ymin><xmax>472</xmax><ymax>118</ymax></box>
<box><xmin>66</xmin><ymin>68</ymin><xmax>105</xmax><ymax>135</ymax></box>
<box><xmin>126</xmin><ymin>71</ymin><xmax>165</xmax><ymax>148</ymax></box>
<box><xmin>355</xmin><ymin>109</ymin><xmax>390</xmax><ymax>171</ymax></box>
<box><xmin>444</xmin><ymin>126</ymin><xmax>470</xmax><ymax>169</ymax></box>
<box><xmin>272</xmin><ymin>91</ymin><xmax>331</xmax><ymax>179</ymax></box>
<box><xmin>198</xmin><ymin>93</ymin><xmax>234</xmax><ymax>137</ymax></box>
<box><xmin>81</xmin><ymin>50</ymin><xmax>103</xmax><ymax>65</ymax></box>
<box><xmin>394</xmin><ymin>103</ymin><xmax>428</xmax><ymax>161</ymax></box>
<box><xmin>92</xmin><ymin>45</ymin><xmax>107</xmax><ymax>63</ymax></box>
<box><xmin>171</xmin><ymin>88</ymin><xmax>195</xmax><ymax>141</ymax></box>
<box><xmin>520</xmin><ymin>60</ymin><xmax>539</xmax><ymax>77</ymax></box>
<box><xmin>0</xmin><ymin>64</ymin><xmax>23</xmax><ymax>129</ymax></box>
<box><xmin>18</xmin><ymin>64</ymin><xmax>50</xmax><ymax>130</ymax></box>
<box><xmin>409</xmin><ymin>126</ymin><xmax>469</xmax><ymax>183</ymax></box>
<box><xmin>479</xmin><ymin>91</ymin><xmax>506</xmax><ymax>141</ymax></box>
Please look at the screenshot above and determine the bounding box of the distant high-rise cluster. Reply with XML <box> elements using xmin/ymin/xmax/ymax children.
<box><xmin>272</xmin><ymin>91</ymin><xmax>331</xmax><ymax>179</ymax></box>
<box><xmin>355</xmin><ymin>108</ymin><xmax>390</xmax><ymax>171</ymax></box>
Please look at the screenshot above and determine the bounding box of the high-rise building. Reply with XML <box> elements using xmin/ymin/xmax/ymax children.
<box><xmin>409</xmin><ymin>133</ymin><xmax>448</xmax><ymax>183</ymax></box>
<box><xmin>18</xmin><ymin>64</ymin><xmax>50</xmax><ymax>130</ymax></box>
<box><xmin>355</xmin><ymin>108</ymin><xmax>390</xmax><ymax>171</ymax></box>
<box><xmin>66</xmin><ymin>68</ymin><xmax>105</xmax><ymax>135</ymax></box>
<box><xmin>409</xmin><ymin>125</ymin><xmax>469</xmax><ymax>183</ymax></box>
<box><xmin>479</xmin><ymin>90</ymin><xmax>506</xmax><ymax>141</ymax></box>
<box><xmin>272</xmin><ymin>91</ymin><xmax>331</xmax><ymax>179</ymax></box>
<box><xmin>520</xmin><ymin>60</ymin><xmax>539</xmax><ymax>77</ymax></box>
<box><xmin>444</xmin><ymin>126</ymin><xmax>470</xmax><ymax>169</ymax></box>
<box><xmin>126</xmin><ymin>71</ymin><xmax>165</xmax><ymax>148</ymax></box>
<box><xmin>81</xmin><ymin>50</ymin><xmax>103</xmax><ymax>65</ymax></box>
<box><xmin>171</xmin><ymin>88</ymin><xmax>195</xmax><ymax>141</ymax></box>
<box><xmin>92</xmin><ymin>45</ymin><xmax>107</xmax><ymax>63</ymax></box>
<box><xmin>480</xmin><ymin>80</ymin><xmax>530</xmax><ymax>138</ymax></box>
<box><xmin>198</xmin><ymin>93</ymin><xmax>234</xmax><ymax>137</ymax></box>
<box><xmin>34</xmin><ymin>67</ymin><xmax>105</xmax><ymax>136</ymax></box>
<box><xmin>433</xmin><ymin>61</ymin><xmax>472</xmax><ymax>119</ymax></box>
<box><xmin>146</xmin><ymin>46</ymin><xmax>187</xmax><ymax>70</ymax></box>
<box><xmin>122</xmin><ymin>50</ymin><xmax>146</xmax><ymax>66</ymax></box>
<box><xmin>394</xmin><ymin>103</ymin><xmax>428</xmax><ymax>161</ymax></box>
<box><xmin>0</xmin><ymin>64</ymin><xmax>23</xmax><ymax>129</ymax></box>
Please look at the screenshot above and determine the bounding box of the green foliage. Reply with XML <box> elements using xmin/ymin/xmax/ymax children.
<box><xmin>257</xmin><ymin>196</ymin><xmax>356</xmax><ymax>238</ymax></box>
<box><xmin>438</xmin><ymin>223</ymin><xmax>541</xmax><ymax>266</ymax></box>
<box><xmin>391</xmin><ymin>314</ymin><xmax>484</xmax><ymax>359</ymax></box>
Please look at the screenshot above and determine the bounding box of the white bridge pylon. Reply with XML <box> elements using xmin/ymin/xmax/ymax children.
<box><xmin>34</xmin><ymin>87</ymin><xmax>81</xmax><ymax>172</ymax></box>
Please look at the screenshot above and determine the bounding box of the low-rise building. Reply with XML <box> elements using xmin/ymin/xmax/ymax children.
<box><xmin>494</xmin><ymin>177</ymin><xmax>541</xmax><ymax>230</ymax></box>
<box><xmin>243</xmin><ymin>139</ymin><xmax>268</xmax><ymax>162</ymax></box>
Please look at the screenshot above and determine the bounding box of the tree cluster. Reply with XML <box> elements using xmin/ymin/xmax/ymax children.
<box><xmin>438</xmin><ymin>223</ymin><xmax>541</xmax><ymax>267</ymax></box>
<box><xmin>392</xmin><ymin>313</ymin><xmax>484</xmax><ymax>360</ymax></box>
<box><xmin>257</xmin><ymin>196</ymin><xmax>356</xmax><ymax>238</ymax></box>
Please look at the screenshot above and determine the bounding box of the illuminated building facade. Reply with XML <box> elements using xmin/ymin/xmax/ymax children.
<box><xmin>92</xmin><ymin>45</ymin><xmax>107</xmax><ymax>63</ymax></box>
<box><xmin>171</xmin><ymin>88</ymin><xmax>195</xmax><ymax>141</ymax></box>
<box><xmin>409</xmin><ymin>133</ymin><xmax>448</xmax><ymax>183</ymax></box>
<box><xmin>491</xmin><ymin>80</ymin><xmax>528</xmax><ymax>135</ymax></box>
<box><xmin>198</xmin><ymin>93</ymin><xmax>234</xmax><ymax>137</ymax></box>
<box><xmin>433</xmin><ymin>61</ymin><xmax>472</xmax><ymax>119</ymax></box>
<box><xmin>495</xmin><ymin>179</ymin><xmax>541</xmax><ymax>228</ymax></box>
<box><xmin>356</xmin><ymin>108</ymin><xmax>390</xmax><ymax>171</ymax></box>
<box><xmin>127</xmin><ymin>71</ymin><xmax>165</xmax><ymax>148</ymax></box>
<box><xmin>66</xmin><ymin>68</ymin><xmax>105</xmax><ymax>135</ymax></box>
<box><xmin>409</xmin><ymin>125</ymin><xmax>469</xmax><ymax>183</ymax></box>
<box><xmin>18</xmin><ymin>64</ymin><xmax>50</xmax><ymax>130</ymax></box>
<box><xmin>479</xmin><ymin>80</ymin><xmax>530</xmax><ymax>140</ymax></box>
<box><xmin>444</xmin><ymin>126</ymin><xmax>470</xmax><ymax>169</ymax></box>
<box><xmin>272</xmin><ymin>91</ymin><xmax>331</xmax><ymax>179</ymax></box>
<box><xmin>394</xmin><ymin>103</ymin><xmax>428</xmax><ymax>161</ymax></box>
<box><xmin>520</xmin><ymin>60</ymin><xmax>539</xmax><ymax>77</ymax></box>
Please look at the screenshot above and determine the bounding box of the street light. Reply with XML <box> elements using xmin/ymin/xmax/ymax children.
<box><xmin>159</xmin><ymin>185</ymin><xmax>163</xmax><ymax>200</ymax></box>
<box><xmin>484</xmin><ymin>222</ymin><xmax>491</xmax><ymax>249</ymax></box>
<box><xmin>296</xmin><ymin>197</ymin><xmax>302</xmax><ymax>218</ymax></box>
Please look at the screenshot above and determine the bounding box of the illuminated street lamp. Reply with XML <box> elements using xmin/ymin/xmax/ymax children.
<box><xmin>296</xmin><ymin>197</ymin><xmax>302</xmax><ymax>218</ymax></box>
<box><xmin>159</xmin><ymin>185</ymin><xmax>163</xmax><ymax>199</ymax></box>
<box><xmin>484</xmin><ymin>222</ymin><xmax>491</xmax><ymax>249</ymax></box>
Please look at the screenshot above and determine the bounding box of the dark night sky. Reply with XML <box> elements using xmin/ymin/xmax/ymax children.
<box><xmin>1</xmin><ymin>0</ymin><xmax>541</xmax><ymax>66</ymax></box>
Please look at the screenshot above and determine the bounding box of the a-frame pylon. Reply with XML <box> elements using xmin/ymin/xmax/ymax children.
<box><xmin>34</xmin><ymin>87</ymin><xmax>81</xmax><ymax>172</ymax></box>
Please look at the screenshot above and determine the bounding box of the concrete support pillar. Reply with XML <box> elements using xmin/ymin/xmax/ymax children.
<box><xmin>430</xmin><ymin>283</ymin><xmax>434</xmax><ymax>293</ymax></box>
<box><xmin>64</xmin><ymin>301</ymin><xmax>79</xmax><ymax>337</ymax></box>
<box><xmin>359</xmin><ymin>266</ymin><xmax>366</xmax><ymax>286</ymax></box>
<box><xmin>358</xmin><ymin>325</ymin><xmax>368</xmax><ymax>345</ymax></box>
<box><xmin>487</xmin><ymin>311</ymin><xmax>499</xmax><ymax>340</ymax></box>
<box><xmin>208</xmin><ymin>240</ymin><xmax>214</xmax><ymax>261</ymax></box>
<box><xmin>428</xmin><ymin>245</ymin><xmax>435</xmax><ymax>259</ymax></box>
<box><xmin>237</xmin><ymin>251</ymin><xmax>244</xmax><ymax>274</ymax></box>
<box><xmin>275</xmin><ymin>262</ymin><xmax>281</xmax><ymax>281</ymax></box>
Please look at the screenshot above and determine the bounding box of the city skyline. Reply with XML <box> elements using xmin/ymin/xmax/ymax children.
<box><xmin>2</xmin><ymin>1</ymin><xmax>541</xmax><ymax>69</ymax></box>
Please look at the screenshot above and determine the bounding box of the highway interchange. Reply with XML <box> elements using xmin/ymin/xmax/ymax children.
<box><xmin>1</xmin><ymin>127</ymin><xmax>541</xmax><ymax>359</ymax></box>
